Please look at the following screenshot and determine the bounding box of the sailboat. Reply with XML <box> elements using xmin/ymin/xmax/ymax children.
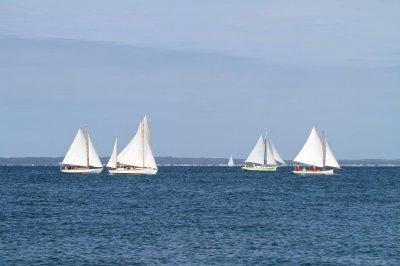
<box><xmin>227</xmin><ymin>155</ymin><xmax>235</xmax><ymax>167</ymax></box>
<box><xmin>292</xmin><ymin>127</ymin><xmax>340</xmax><ymax>175</ymax></box>
<box><xmin>107</xmin><ymin>116</ymin><xmax>158</xmax><ymax>175</ymax></box>
<box><xmin>60</xmin><ymin>128</ymin><xmax>103</xmax><ymax>174</ymax></box>
<box><xmin>242</xmin><ymin>133</ymin><xmax>284</xmax><ymax>171</ymax></box>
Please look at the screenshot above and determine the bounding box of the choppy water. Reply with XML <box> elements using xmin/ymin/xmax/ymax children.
<box><xmin>0</xmin><ymin>166</ymin><xmax>399</xmax><ymax>265</ymax></box>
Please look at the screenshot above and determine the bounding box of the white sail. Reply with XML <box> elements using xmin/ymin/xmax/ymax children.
<box><xmin>107</xmin><ymin>138</ymin><xmax>118</xmax><ymax>168</ymax></box>
<box><xmin>116</xmin><ymin>139</ymin><xmax>128</xmax><ymax>165</ymax></box>
<box><xmin>143</xmin><ymin>135</ymin><xmax>158</xmax><ymax>169</ymax></box>
<box><xmin>87</xmin><ymin>132</ymin><xmax>103</xmax><ymax>168</ymax></box>
<box><xmin>118</xmin><ymin>122</ymin><xmax>144</xmax><ymax>167</ymax></box>
<box><xmin>265</xmin><ymin>140</ymin><xmax>277</xmax><ymax>165</ymax></box>
<box><xmin>271</xmin><ymin>142</ymin><xmax>285</xmax><ymax>165</ymax></box>
<box><xmin>142</xmin><ymin>115</ymin><xmax>152</xmax><ymax>145</ymax></box>
<box><xmin>143</xmin><ymin>115</ymin><xmax>157</xmax><ymax>169</ymax></box>
<box><xmin>228</xmin><ymin>155</ymin><xmax>234</xmax><ymax>166</ymax></box>
<box><xmin>62</xmin><ymin>129</ymin><xmax>88</xmax><ymax>167</ymax></box>
<box><xmin>245</xmin><ymin>135</ymin><xmax>265</xmax><ymax>165</ymax></box>
<box><xmin>324</xmin><ymin>139</ymin><xmax>340</xmax><ymax>169</ymax></box>
<box><xmin>293</xmin><ymin>127</ymin><xmax>324</xmax><ymax>167</ymax></box>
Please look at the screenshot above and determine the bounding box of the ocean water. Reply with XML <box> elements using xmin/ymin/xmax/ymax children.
<box><xmin>0</xmin><ymin>166</ymin><xmax>399</xmax><ymax>265</ymax></box>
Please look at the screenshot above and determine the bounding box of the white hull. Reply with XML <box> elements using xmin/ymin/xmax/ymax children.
<box><xmin>108</xmin><ymin>168</ymin><xmax>158</xmax><ymax>175</ymax></box>
<box><xmin>242</xmin><ymin>165</ymin><xmax>277</xmax><ymax>171</ymax></box>
<box><xmin>292</xmin><ymin>169</ymin><xmax>334</xmax><ymax>175</ymax></box>
<box><xmin>61</xmin><ymin>168</ymin><xmax>103</xmax><ymax>174</ymax></box>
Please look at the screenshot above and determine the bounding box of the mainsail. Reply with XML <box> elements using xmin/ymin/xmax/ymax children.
<box><xmin>293</xmin><ymin>127</ymin><xmax>324</xmax><ymax>167</ymax></box>
<box><xmin>118</xmin><ymin>122</ymin><xmax>144</xmax><ymax>167</ymax></box>
<box><xmin>245</xmin><ymin>135</ymin><xmax>265</xmax><ymax>165</ymax></box>
<box><xmin>62</xmin><ymin>129</ymin><xmax>87</xmax><ymax>167</ymax></box>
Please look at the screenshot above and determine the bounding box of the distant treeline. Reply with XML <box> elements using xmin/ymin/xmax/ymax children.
<box><xmin>0</xmin><ymin>157</ymin><xmax>399</xmax><ymax>166</ymax></box>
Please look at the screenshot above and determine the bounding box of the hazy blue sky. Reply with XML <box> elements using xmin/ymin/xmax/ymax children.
<box><xmin>0</xmin><ymin>0</ymin><xmax>399</xmax><ymax>159</ymax></box>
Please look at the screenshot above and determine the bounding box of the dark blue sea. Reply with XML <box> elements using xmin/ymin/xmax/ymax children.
<box><xmin>0</xmin><ymin>166</ymin><xmax>399</xmax><ymax>265</ymax></box>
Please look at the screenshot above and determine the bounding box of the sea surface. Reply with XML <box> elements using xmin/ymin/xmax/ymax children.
<box><xmin>0</xmin><ymin>166</ymin><xmax>399</xmax><ymax>265</ymax></box>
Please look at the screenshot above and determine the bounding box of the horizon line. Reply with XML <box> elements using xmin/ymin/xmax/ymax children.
<box><xmin>0</xmin><ymin>156</ymin><xmax>399</xmax><ymax>161</ymax></box>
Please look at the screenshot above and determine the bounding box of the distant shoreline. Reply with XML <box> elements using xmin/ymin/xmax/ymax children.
<box><xmin>0</xmin><ymin>157</ymin><xmax>399</xmax><ymax>167</ymax></box>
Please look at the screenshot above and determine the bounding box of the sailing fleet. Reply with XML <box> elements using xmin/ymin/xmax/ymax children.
<box><xmin>61</xmin><ymin>118</ymin><xmax>340</xmax><ymax>175</ymax></box>
<box><xmin>61</xmin><ymin>115</ymin><xmax>157</xmax><ymax>175</ymax></box>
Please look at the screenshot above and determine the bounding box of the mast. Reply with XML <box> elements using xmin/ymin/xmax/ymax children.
<box><xmin>263</xmin><ymin>130</ymin><xmax>266</xmax><ymax>165</ymax></box>
<box><xmin>322</xmin><ymin>129</ymin><xmax>325</xmax><ymax>170</ymax></box>
<box><xmin>263</xmin><ymin>136</ymin><xmax>267</xmax><ymax>166</ymax></box>
<box><xmin>85</xmin><ymin>127</ymin><xmax>89</xmax><ymax>169</ymax></box>
<box><xmin>116</xmin><ymin>137</ymin><xmax>118</xmax><ymax>168</ymax></box>
<box><xmin>141</xmin><ymin>122</ymin><xmax>144</xmax><ymax>169</ymax></box>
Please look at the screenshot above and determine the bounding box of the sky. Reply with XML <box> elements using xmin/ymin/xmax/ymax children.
<box><xmin>0</xmin><ymin>0</ymin><xmax>399</xmax><ymax>159</ymax></box>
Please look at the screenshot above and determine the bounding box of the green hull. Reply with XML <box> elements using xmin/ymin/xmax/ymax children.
<box><xmin>242</xmin><ymin>166</ymin><xmax>277</xmax><ymax>172</ymax></box>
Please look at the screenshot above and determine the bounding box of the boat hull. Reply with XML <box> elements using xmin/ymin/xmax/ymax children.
<box><xmin>61</xmin><ymin>168</ymin><xmax>103</xmax><ymax>174</ymax></box>
<box><xmin>292</xmin><ymin>169</ymin><xmax>334</xmax><ymax>175</ymax></box>
<box><xmin>108</xmin><ymin>168</ymin><xmax>158</xmax><ymax>175</ymax></box>
<box><xmin>242</xmin><ymin>166</ymin><xmax>277</xmax><ymax>171</ymax></box>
